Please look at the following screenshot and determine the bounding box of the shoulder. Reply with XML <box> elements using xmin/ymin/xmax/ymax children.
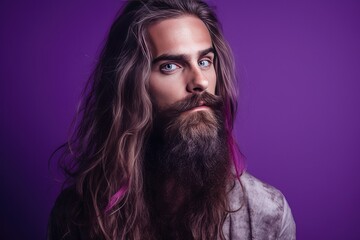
<box><xmin>48</xmin><ymin>187</ymin><xmax>86</xmax><ymax>240</ymax></box>
<box><xmin>240</xmin><ymin>172</ymin><xmax>285</xmax><ymax>215</ymax></box>
<box><xmin>227</xmin><ymin>172</ymin><xmax>296</xmax><ymax>239</ymax></box>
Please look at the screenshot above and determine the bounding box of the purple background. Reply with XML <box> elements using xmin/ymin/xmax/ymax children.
<box><xmin>1</xmin><ymin>0</ymin><xmax>359</xmax><ymax>239</ymax></box>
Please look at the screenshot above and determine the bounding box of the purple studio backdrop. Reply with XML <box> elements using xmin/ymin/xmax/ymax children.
<box><xmin>1</xmin><ymin>0</ymin><xmax>359</xmax><ymax>239</ymax></box>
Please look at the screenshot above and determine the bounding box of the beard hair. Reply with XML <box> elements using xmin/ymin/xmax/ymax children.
<box><xmin>147</xmin><ymin>92</ymin><xmax>231</xmax><ymax>190</ymax></box>
<box><xmin>144</xmin><ymin>92</ymin><xmax>232</xmax><ymax>239</ymax></box>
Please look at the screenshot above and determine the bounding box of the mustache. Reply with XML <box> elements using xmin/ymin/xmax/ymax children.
<box><xmin>157</xmin><ymin>92</ymin><xmax>224</xmax><ymax>117</ymax></box>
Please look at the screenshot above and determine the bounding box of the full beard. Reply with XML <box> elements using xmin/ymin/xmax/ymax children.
<box><xmin>144</xmin><ymin>92</ymin><xmax>232</xmax><ymax>239</ymax></box>
<box><xmin>146</xmin><ymin>91</ymin><xmax>231</xmax><ymax>193</ymax></box>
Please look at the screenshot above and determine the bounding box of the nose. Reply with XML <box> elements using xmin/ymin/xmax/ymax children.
<box><xmin>186</xmin><ymin>67</ymin><xmax>209</xmax><ymax>93</ymax></box>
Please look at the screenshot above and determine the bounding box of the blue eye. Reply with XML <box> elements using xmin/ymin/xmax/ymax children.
<box><xmin>199</xmin><ymin>59</ymin><xmax>211</xmax><ymax>68</ymax></box>
<box><xmin>160</xmin><ymin>63</ymin><xmax>178</xmax><ymax>72</ymax></box>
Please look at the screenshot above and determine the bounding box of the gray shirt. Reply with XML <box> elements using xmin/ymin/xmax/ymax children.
<box><xmin>49</xmin><ymin>172</ymin><xmax>295</xmax><ymax>239</ymax></box>
<box><xmin>223</xmin><ymin>172</ymin><xmax>296</xmax><ymax>240</ymax></box>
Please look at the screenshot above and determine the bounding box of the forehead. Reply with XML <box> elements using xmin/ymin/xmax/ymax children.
<box><xmin>147</xmin><ymin>15</ymin><xmax>213</xmax><ymax>57</ymax></box>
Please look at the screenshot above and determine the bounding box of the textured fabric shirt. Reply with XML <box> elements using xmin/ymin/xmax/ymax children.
<box><xmin>48</xmin><ymin>172</ymin><xmax>296</xmax><ymax>239</ymax></box>
<box><xmin>223</xmin><ymin>172</ymin><xmax>296</xmax><ymax>240</ymax></box>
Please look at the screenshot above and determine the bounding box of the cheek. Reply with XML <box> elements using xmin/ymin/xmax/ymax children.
<box><xmin>206</xmin><ymin>67</ymin><xmax>217</xmax><ymax>94</ymax></box>
<box><xmin>149</xmin><ymin>73</ymin><xmax>185</xmax><ymax>109</ymax></box>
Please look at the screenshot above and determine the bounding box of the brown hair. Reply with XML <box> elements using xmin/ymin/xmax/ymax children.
<box><xmin>54</xmin><ymin>0</ymin><xmax>242</xmax><ymax>239</ymax></box>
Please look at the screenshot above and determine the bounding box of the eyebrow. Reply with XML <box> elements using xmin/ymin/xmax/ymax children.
<box><xmin>152</xmin><ymin>47</ymin><xmax>215</xmax><ymax>65</ymax></box>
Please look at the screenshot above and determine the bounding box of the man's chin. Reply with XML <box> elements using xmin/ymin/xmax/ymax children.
<box><xmin>171</xmin><ymin>109</ymin><xmax>220</xmax><ymax>141</ymax></box>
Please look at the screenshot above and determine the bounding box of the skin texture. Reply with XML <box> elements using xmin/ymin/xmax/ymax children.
<box><xmin>148</xmin><ymin>15</ymin><xmax>216</xmax><ymax>111</ymax></box>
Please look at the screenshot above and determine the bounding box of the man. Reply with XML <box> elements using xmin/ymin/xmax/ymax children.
<box><xmin>48</xmin><ymin>0</ymin><xmax>296</xmax><ymax>239</ymax></box>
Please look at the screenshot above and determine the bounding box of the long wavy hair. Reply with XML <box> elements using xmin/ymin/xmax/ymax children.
<box><xmin>56</xmin><ymin>0</ymin><xmax>243</xmax><ymax>239</ymax></box>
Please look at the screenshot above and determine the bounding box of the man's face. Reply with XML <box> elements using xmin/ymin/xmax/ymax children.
<box><xmin>148</xmin><ymin>15</ymin><xmax>216</xmax><ymax>112</ymax></box>
<box><xmin>145</xmin><ymin>17</ymin><xmax>229</xmax><ymax>189</ymax></box>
